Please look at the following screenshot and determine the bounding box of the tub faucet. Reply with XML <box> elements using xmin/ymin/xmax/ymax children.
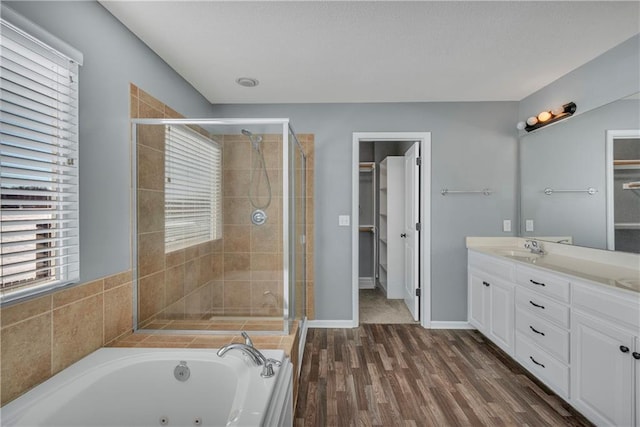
<box><xmin>217</xmin><ymin>338</ymin><xmax>281</xmax><ymax>378</ymax></box>
<box><xmin>524</xmin><ymin>239</ymin><xmax>545</xmax><ymax>255</ymax></box>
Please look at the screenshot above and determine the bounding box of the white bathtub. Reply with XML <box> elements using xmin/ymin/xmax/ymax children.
<box><xmin>1</xmin><ymin>348</ymin><xmax>293</xmax><ymax>427</ymax></box>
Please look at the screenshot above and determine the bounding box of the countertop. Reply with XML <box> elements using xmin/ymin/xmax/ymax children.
<box><xmin>467</xmin><ymin>237</ymin><xmax>640</xmax><ymax>294</ymax></box>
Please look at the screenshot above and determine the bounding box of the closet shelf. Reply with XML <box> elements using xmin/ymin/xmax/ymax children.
<box><xmin>359</xmin><ymin>225</ymin><xmax>376</xmax><ymax>232</ymax></box>
<box><xmin>622</xmin><ymin>181</ymin><xmax>640</xmax><ymax>190</ymax></box>
<box><xmin>615</xmin><ymin>223</ymin><xmax>640</xmax><ymax>230</ymax></box>
<box><xmin>614</xmin><ymin>160</ymin><xmax>640</xmax><ymax>170</ymax></box>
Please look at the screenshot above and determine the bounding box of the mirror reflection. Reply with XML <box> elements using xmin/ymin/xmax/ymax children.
<box><xmin>519</xmin><ymin>93</ymin><xmax>640</xmax><ymax>253</ymax></box>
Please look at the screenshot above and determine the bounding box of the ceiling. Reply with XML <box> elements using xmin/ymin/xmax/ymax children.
<box><xmin>100</xmin><ymin>1</ymin><xmax>640</xmax><ymax>104</ymax></box>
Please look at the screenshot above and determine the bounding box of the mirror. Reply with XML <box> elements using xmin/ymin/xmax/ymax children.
<box><xmin>519</xmin><ymin>93</ymin><xmax>640</xmax><ymax>253</ymax></box>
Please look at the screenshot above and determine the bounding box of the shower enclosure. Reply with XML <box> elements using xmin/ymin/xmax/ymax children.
<box><xmin>131</xmin><ymin>118</ymin><xmax>306</xmax><ymax>334</ymax></box>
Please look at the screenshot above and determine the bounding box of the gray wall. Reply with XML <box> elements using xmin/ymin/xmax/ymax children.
<box><xmin>7</xmin><ymin>1</ymin><xmax>213</xmax><ymax>283</ymax></box>
<box><xmin>212</xmin><ymin>102</ymin><xmax>519</xmax><ymax>321</ymax></box>
<box><xmin>519</xmin><ymin>34</ymin><xmax>640</xmax><ymax>123</ymax></box>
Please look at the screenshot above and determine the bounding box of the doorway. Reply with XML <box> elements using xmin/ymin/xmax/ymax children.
<box><xmin>606</xmin><ymin>130</ymin><xmax>640</xmax><ymax>253</ymax></box>
<box><xmin>351</xmin><ymin>132</ymin><xmax>431</xmax><ymax>328</ymax></box>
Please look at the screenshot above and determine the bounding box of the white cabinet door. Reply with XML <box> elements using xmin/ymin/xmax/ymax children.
<box><xmin>571</xmin><ymin>311</ymin><xmax>635</xmax><ymax>427</ymax></box>
<box><xmin>636</xmin><ymin>337</ymin><xmax>640</xmax><ymax>427</ymax></box>
<box><xmin>488</xmin><ymin>278</ymin><xmax>514</xmax><ymax>355</ymax></box>
<box><xmin>468</xmin><ymin>268</ymin><xmax>488</xmax><ymax>331</ymax></box>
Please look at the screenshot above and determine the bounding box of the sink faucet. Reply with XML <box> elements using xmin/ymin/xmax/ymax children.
<box><xmin>217</xmin><ymin>333</ymin><xmax>281</xmax><ymax>378</ymax></box>
<box><xmin>524</xmin><ymin>239</ymin><xmax>545</xmax><ymax>255</ymax></box>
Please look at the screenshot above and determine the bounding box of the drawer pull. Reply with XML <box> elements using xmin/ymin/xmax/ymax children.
<box><xmin>529</xmin><ymin>300</ymin><xmax>545</xmax><ymax>309</ymax></box>
<box><xmin>529</xmin><ymin>356</ymin><xmax>545</xmax><ymax>368</ymax></box>
<box><xmin>620</xmin><ymin>345</ymin><xmax>630</xmax><ymax>353</ymax></box>
<box><xmin>529</xmin><ymin>325</ymin><xmax>545</xmax><ymax>336</ymax></box>
<box><xmin>482</xmin><ymin>281</ymin><xmax>490</xmax><ymax>287</ymax></box>
<box><xmin>529</xmin><ymin>279</ymin><xmax>546</xmax><ymax>287</ymax></box>
<box><xmin>633</xmin><ymin>352</ymin><xmax>640</xmax><ymax>360</ymax></box>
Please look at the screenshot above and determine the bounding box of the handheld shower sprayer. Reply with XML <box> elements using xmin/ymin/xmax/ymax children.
<box><xmin>241</xmin><ymin>129</ymin><xmax>272</xmax><ymax>221</ymax></box>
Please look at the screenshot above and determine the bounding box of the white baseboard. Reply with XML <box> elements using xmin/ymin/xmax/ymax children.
<box><xmin>307</xmin><ymin>319</ymin><xmax>357</xmax><ymax>328</ymax></box>
<box><xmin>429</xmin><ymin>321</ymin><xmax>474</xmax><ymax>330</ymax></box>
<box><xmin>358</xmin><ymin>277</ymin><xmax>375</xmax><ymax>289</ymax></box>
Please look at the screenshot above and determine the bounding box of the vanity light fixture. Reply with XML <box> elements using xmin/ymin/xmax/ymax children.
<box><xmin>517</xmin><ymin>102</ymin><xmax>577</xmax><ymax>132</ymax></box>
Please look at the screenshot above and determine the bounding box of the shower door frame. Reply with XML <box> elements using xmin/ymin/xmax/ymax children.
<box><xmin>130</xmin><ymin>118</ymin><xmax>300</xmax><ymax>335</ymax></box>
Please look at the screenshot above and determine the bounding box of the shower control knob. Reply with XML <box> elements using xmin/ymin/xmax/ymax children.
<box><xmin>251</xmin><ymin>209</ymin><xmax>267</xmax><ymax>226</ymax></box>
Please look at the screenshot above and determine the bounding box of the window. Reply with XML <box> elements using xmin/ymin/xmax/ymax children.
<box><xmin>0</xmin><ymin>12</ymin><xmax>82</xmax><ymax>303</ymax></box>
<box><xmin>164</xmin><ymin>125</ymin><xmax>222</xmax><ymax>252</ymax></box>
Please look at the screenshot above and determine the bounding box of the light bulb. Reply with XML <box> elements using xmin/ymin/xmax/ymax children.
<box><xmin>516</xmin><ymin>121</ymin><xmax>526</xmax><ymax>130</ymax></box>
<box><xmin>551</xmin><ymin>105</ymin><xmax>565</xmax><ymax>116</ymax></box>
<box><xmin>538</xmin><ymin>111</ymin><xmax>552</xmax><ymax>122</ymax></box>
<box><xmin>526</xmin><ymin>116</ymin><xmax>538</xmax><ymax>126</ymax></box>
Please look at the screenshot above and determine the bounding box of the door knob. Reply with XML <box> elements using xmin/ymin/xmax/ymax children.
<box><xmin>400</xmin><ymin>233</ymin><xmax>407</xmax><ymax>238</ymax></box>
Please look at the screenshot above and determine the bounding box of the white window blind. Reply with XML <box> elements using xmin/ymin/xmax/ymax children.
<box><xmin>165</xmin><ymin>125</ymin><xmax>222</xmax><ymax>252</ymax></box>
<box><xmin>0</xmin><ymin>18</ymin><xmax>80</xmax><ymax>303</ymax></box>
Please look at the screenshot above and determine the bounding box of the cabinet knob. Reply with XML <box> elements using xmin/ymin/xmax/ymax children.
<box><xmin>620</xmin><ymin>345</ymin><xmax>630</xmax><ymax>353</ymax></box>
<box><xmin>633</xmin><ymin>352</ymin><xmax>640</xmax><ymax>360</ymax></box>
<box><xmin>482</xmin><ymin>281</ymin><xmax>490</xmax><ymax>287</ymax></box>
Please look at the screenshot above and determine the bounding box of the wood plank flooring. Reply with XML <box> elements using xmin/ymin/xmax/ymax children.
<box><xmin>294</xmin><ymin>325</ymin><xmax>593</xmax><ymax>426</ymax></box>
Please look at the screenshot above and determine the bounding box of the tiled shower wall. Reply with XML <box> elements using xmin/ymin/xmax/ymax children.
<box><xmin>132</xmin><ymin>85</ymin><xmax>315</xmax><ymax>324</ymax></box>
<box><xmin>0</xmin><ymin>270</ymin><xmax>133</xmax><ymax>405</ymax></box>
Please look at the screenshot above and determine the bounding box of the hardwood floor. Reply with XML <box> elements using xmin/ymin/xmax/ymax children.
<box><xmin>294</xmin><ymin>324</ymin><xmax>592</xmax><ymax>426</ymax></box>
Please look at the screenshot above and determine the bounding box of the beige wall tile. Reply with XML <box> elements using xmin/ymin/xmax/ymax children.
<box><xmin>223</xmin><ymin>281</ymin><xmax>251</xmax><ymax>310</ymax></box>
<box><xmin>166</xmin><ymin>249</ymin><xmax>185</xmax><ymax>268</ymax></box>
<box><xmin>130</xmin><ymin>95</ymin><xmax>139</xmax><ymax>118</ymax></box>
<box><xmin>104</xmin><ymin>284</ymin><xmax>133</xmax><ymax>343</ymax></box>
<box><xmin>223</xmin><ymin>197</ymin><xmax>251</xmax><ymax>225</ymax></box>
<box><xmin>211</xmin><ymin>252</ymin><xmax>224</xmax><ymax>280</ymax></box>
<box><xmin>137</xmin><ymin>144</ymin><xmax>164</xmax><ymax>191</ymax></box>
<box><xmin>138</xmin><ymin>271</ymin><xmax>166</xmax><ymax>323</ymax></box>
<box><xmin>224</xmin><ymin>225</ymin><xmax>251</xmax><ymax>253</ymax></box>
<box><xmin>198</xmin><ymin>255</ymin><xmax>213</xmax><ymax>286</ymax></box>
<box><xmin>53</xmin><ymin>280</ymin><xmax>103</xmax><ymax>308</ymax></box>
<box><xmin>223</xmin><ymin>138</ymin><xmax>251</xmax><ymax>170</ymax></box>
<box><xmin>250</xmin><ymin>281</ymin><xmax>282</xmax><ymax>316</ymax></box>
<box><xmin>130</xmin><ymin>83</ymin><xmax>139</xmax><ymax>97</ymax></box>
<box><xmin>211</xmin><ymin>281</ymin><xmax>224</xmax><ymax>310</ymax></box>
<box><xmin>137</xmin><ymin>190</ymin><xmax>164</xmax><ymax>234</ymax></box>
<box><xmin>138</xmin><ymin>100</ymin><xmax>164</xmax><ymax>119</ymax></box>
<box><xmin>1</xmin><ymin>313</ymin><xmax>51</xmax><ymax>404</ymax></box>
<box><xmin>223</xmin><ymin>170</ymin><xmax>250</xmax><ymax>197</ymax></box>
<box><xmin>260</xmin><ymin>139</ymin><xmax>282</xmax><ymax>170</ymax></box>
<box><xmin>138</xmin><ymin>232</ymin><xmax>165</xmax><ymax>278</ymax></box>
<box><xmin>138</xmin><ymin>88</ymin><xmax>165</xmax><ymax>113</ymax></box>
<box><xmin>0</xmin><ymin>295</ymin><xmax>51</xmax><ymax>328</ymax></box>
<box><xmin>52</xmin><ymin>294</ymin><xmax>103</xmax><ymax>374</ymax></box>
<box><xmin>251</xmin><ymin>253</ymin><xmax>283</xmax><ymax>280</ymax></box>
<box><xmin>251</xmin><ymin>224</ymin><xmax>280</xmax><ymax>253</ymax></box>
<box><xmin>165</xmin><ymin>264</ymin><xmax>185</xmax><ymax>305</ymax></box>
<box><xmin>223</xmin><ymin>253</ymin><xmax>250</xmax><ymax>280</ymax></box>
<box><xmin>184</xmin><ymin>259</ymin><xmax>198</xmax><ymax>295</ymax></box>
<box><xmin>137</xmin><ymin>124</ymin><xmax>165</xmax><ymax>152</ymax></box>
<box><xmin>104</xmin><ymin>271</ymin><xmax>133</xmax><ymax>291</ymax></box>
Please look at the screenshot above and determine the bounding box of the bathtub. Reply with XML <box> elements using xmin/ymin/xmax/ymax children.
<box><xmin>1</xmin><ymin>348</ymin><xmax>293</xmax><ymax>427</ymax></box>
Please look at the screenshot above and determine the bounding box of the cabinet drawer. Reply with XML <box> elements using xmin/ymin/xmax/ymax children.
<box><xmin>468</xmin><ymin>250</ymin><xmax>515</xmax><ymax>281</ymax></box>
<box><xmin>516</xmin><ymin>265</ymin><xmax>570</xmax><ymax>303</ymax></box>
<box><xmin>572</xmin><ymin>282</ymin><xmax>640</xmax><ymax>330</ymax></box>
<box><xmin>516</xmin><ymin>306</ymin><xmax>569</xmax><ymax>363</ymax></box>
<box><xmin>515</xmin><ymin>287</ymin><xmax>570</xmax><ymax>328</ymax></box>
<box><xmin>515</xmin><ymin>332</ymin><xmax>569</xmax><ymax>399</ymax></box>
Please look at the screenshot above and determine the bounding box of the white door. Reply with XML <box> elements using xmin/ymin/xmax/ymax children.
<box><xmin>403</xmin><ymin>143</ymin><xmax>420</xmax><ymax>320</ymax></box>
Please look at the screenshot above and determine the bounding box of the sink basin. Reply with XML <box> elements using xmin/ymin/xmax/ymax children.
<box><xmin>490</xmin><ymin>248</ymin><xmax>542</xmax><ymax>262</ymax></box>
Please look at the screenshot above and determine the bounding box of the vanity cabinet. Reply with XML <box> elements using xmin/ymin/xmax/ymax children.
<box><xmin>467</xmin><ymin>246</ymin><xmax>640</xmax><ymax>426</ymax></box>
<box><xmin>570</xmin><ymin>280</ymin><xmax>640</xmax><ymax>427</ymax></box>
<box><xmin>514</xmin><ymin>264</ymin><xmax>571</xmax><ymax>399</ymax></box>
<box><xmin>468</xmin><ymin>251</ymin><xmax>515</xmax><ymax>356</ymax></box>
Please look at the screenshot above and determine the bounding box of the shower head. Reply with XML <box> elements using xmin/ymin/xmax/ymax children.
<box><xmin>241</xmin><ymin>128</ymin><xmax>263</xmax><ymax>150</ymax></box>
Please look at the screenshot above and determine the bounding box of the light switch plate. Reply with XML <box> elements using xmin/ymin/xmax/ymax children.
<box><xmin>503</xmin><ymin>220</ymin><xmax>511</xmax><ymax>232</ymax></box>
<box><xmin>525</xmin><ymin>219</ymin><xmax>534</xmax><ymax>232</ymax></box>
<box><xmin>338</xmin><ymin>215</ymin><xmax>350</xmax><ymax>226</ymax></box>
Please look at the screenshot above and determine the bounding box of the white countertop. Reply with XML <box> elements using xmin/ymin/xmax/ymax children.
<box><xmin>467</xmin><ymin>237</ymin><xmax>640</xmax><ymax>294</ymax></box>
